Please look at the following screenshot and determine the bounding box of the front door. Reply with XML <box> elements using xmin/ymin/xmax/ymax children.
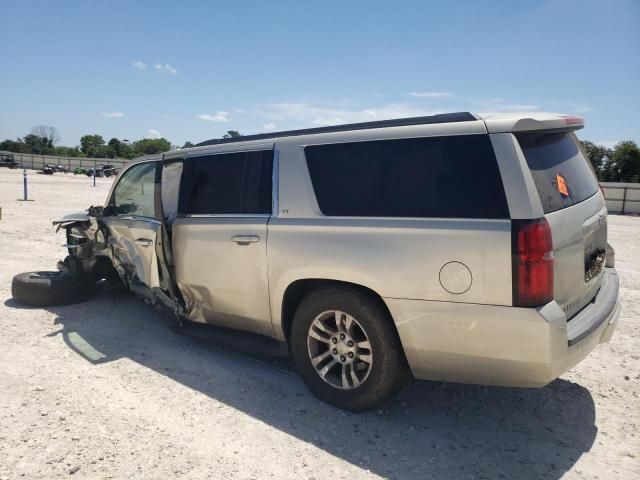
<box><xmin>103</xmin><ymin>160</ymin><xmax>164</xmax><ymax>291</ymax></box>
<box><xmin>169</xmin><ymin>147</ymin><xmax>275</xmax><ymax>337</ymax></box>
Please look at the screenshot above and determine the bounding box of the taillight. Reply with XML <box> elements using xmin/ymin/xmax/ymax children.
<box><xmin>512</xmin><ymin>218</ymin><xmax>554</xmax><ymax>307</ymax></box>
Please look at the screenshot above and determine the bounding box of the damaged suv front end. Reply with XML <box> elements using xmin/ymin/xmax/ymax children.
<box><xmin>53</xmin><ymin>157</ymin><xmax>184</xmax><ymax>317</ymax></box>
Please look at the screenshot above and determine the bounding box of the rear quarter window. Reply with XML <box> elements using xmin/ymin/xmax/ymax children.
<box><xmin>516</xmin><ymin>132</ymin><xmax>599</xmax><ymax>213</ymax></box>
<box><xmin>305</xmin><ymin>134</ymin><xmax>509</xmax><ymax>219</ymax></box>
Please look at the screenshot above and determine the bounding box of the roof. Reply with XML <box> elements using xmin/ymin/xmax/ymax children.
<box><xmin>196</xmin><ymin>112</ymin><xmax>477</xmax><ymax>147</ymax></box>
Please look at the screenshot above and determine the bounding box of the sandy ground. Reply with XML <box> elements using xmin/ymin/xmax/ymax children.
<box><xmin>0</xmin><ymin>167</ymin><xmax>638</xmax><ymax>480</ymax></box>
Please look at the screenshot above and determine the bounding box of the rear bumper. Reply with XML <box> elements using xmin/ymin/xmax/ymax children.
<box><xmin>385</xmin><ymin>268</ymin><xmax>621</xmax><ymax>387</ymax></box>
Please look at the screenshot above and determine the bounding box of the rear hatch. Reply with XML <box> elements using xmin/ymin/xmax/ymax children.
<box><xmin>516</xmin><ymin>131</ymin><xmax>606</xmax><ymax>319</ymax></box>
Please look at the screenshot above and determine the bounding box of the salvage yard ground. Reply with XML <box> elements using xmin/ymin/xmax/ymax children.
<box><xmin>0</xmin><ymin>167</ymin><xmax>638</xmax><ymax>480</ymax></box>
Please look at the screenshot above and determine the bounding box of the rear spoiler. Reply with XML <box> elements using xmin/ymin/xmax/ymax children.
<box><xmin>480</xmin><ymin>113</ymin><xmax>584</xmax><ymax>134</ymax></box>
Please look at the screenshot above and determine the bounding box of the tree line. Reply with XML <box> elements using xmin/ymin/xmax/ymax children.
<box><xmin>1</xmin><ymin>125</ymin><xmax>638</xmax><ymax>182</ymax></box>
<box><xmin>582</xmin><ymin>141</ymin><xmax>640</xmax><ymax>183</ymax></box>
<box><xmin>0</xmin><ymin>126</ymin><xmax>174</xmax><ymax>159</ymax></box>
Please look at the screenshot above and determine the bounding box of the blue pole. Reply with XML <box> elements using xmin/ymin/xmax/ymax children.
<box><xmin>23</xmin><ymin>168</ymin><xmax>28</xmax><ymax>201</ymax></box>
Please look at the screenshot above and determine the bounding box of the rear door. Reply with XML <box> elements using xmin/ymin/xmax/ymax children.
<box><xmin>170</xmin><ymin>147</ymin><xmax>275</xmax><ymax>337</ymax></box>
<box><xmin>516</xmin><ymin>131</ymin><xmax>606</xmax><ymax>318</ymax></box>
<box><xmin>103</xmin><ymin>160</ymin><xmax>164</xmax><ymax>290</ymax></box>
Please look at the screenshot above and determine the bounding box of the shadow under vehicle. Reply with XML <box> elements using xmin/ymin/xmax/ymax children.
<box><xmin>4</xmin><ymin>293</ymin><xmax>599</xmax><ymax>480</ymax></box>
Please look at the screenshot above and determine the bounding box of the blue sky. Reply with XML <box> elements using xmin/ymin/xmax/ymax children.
<box><xmin>0</xmin><ymin>0</ymin><xmax>638</xmax><ymax>148</ymax></box>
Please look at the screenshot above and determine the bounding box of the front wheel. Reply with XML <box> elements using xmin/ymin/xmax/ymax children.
<box><xmin>290</xmin><ymin>287</ymin><xmax>406</xmax><ymax>411</ymax></box>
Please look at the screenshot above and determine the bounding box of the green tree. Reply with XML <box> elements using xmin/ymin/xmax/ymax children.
<box><xmin>22</xmin><ymin>133</ymin><xmax>51</xmax><ymax>154</ymax></box>
<box><xmin>182</xmin><ymin>141</ymin><xmax>195</xmax><ymax>148</ymax></box>
<box><xmin>80</xmin><ymin>134</ymin><xmax>105</xmax><ymax>155</ymax></box>
<box><xmin>53</xmin><ymin>146</ymin><xmax>83</xmax><ymax>157</ymax></box>
<box><xmin>222</xmin><ymin>130</ymin><xmax>242</xmax><ymax>139</ymax></box>
<box><xmin>89</xmin><ymin>144</ymin><xmax>113</xmax><ymax>158</ymax></box>
<box><xmin>131</xmin><ymin>138</ymin><xmax>171</xmax><ymax>156</ymax></box>
<box><xmin>582</xmin><ymin>141</ymin><xmax>612</xmax><ymax>180</ymax></box>
<box><xmin>0</xmin><ymin>139</ymin><xmax>29</xmax><ymax>153</ymax></box>
<box><xmin>610</xmin><ymin>141</ymin><xmax>640</xmax><ymax>182</ymax></box>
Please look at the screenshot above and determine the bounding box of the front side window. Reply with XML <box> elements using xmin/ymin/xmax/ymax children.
<box><xmin>110</xmin><ymin>162</ymin><xmax>159</xmax><ymax>219</ymax></box>
<box><xmin>178</xmin><ymin>150</ymin><xmax>273</xmax><ymax>215</ymax></box>
<box><xmin>305</xmin><ymin>134</ymin><xmax>509</xmax><ymax>219</ymax></box>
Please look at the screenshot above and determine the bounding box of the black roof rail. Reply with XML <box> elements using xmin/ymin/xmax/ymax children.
<box><xmin>196</xmin><ymin>112</ymin><xmax>477</xmax><ymax>147</ymax></box>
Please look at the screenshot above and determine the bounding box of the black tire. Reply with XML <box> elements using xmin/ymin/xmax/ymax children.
<box><xmin>11</xmin><ymin>271</ymin><xmax>96</xmax><ymax>307</ymax></box>
<box><xmin>290</xmin><ymin>287</ymin><xmax>406</xmax><ymax>411</ymax></box>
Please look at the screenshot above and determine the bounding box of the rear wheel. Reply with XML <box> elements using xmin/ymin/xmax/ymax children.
<box><xmin>290</xmin><ymin>287</ymin><xmax>405</xmax><ymax>411</ymax></box>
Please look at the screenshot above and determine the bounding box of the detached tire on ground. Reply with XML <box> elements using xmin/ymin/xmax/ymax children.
<box><xmin>11</xmin><ymin>271</ymin><xmax>96</xmax><ymax>307</ymax></box>
<box><xmin>290</xmin><ymin>287</ymin><xmax>407</xmax><ymax>411</ymax></box>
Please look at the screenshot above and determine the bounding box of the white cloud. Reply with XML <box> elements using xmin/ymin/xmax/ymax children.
<box><xmin>575</xmin><ymin>106</ymin><xmax>592</xmax><ymax>113</ymax></box>
<box><xmin>101</xmin><ymin>112</ymin><xmax>124</xmax><ymax>119</ymax></box>
<box><xmin>408</xmin><ymin>91</ymin><xmax>453</xmax><ymax>98</ymax></box>
<box><xmin>145</xmin><ymin>129</ymin><xmax>162</xmax><ymax>139</ymax></box>
<box><xmin>491</xmin><ymin>103</ymin><xmax>540</xmax><ymax>111</ymax></box>
<box><xmin>154</xmin><ymin>63</ymin><xmax>178</xmax><ymax>74</ymax></box>
<box><xmin>197</xmin><ymin>112</ymin><xmax>229</xmax><ymax>122</ymax></box>
<box><xmin>258</xmin><ymin>102</ymin><xmax>439</xmax><ymax>126</ymax></box>
<box><xmin>262</xmin><ymin>123</ymin><xmax>277</xmax><ymax>130</ymax></box>
<box><xmin>312</xmin><ymin>117</ymin><xmax>346</xmax><ymax>126</ymax></box>
<box><xmin>132</xmin><ymin>61</ymin><xmax>147</xmax><ymax>70</ymax></box>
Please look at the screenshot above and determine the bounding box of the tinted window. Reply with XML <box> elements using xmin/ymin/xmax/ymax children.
<box><xmin>305</xmin><ymin>135</ymin><xmax>509</xmax><ymax>219</ymax></box>
<box><xmin>110</xmin><ymin>162</ymin><xmax>158</xmax><ymax>218</ymax></box>
<box><xmin>517</xmin><ymin>132</ymin><xmax>599</xmax><ymax>213</ymax></box>
<box><xmin>179</xmin><ymin>150</ymin><xmax>272</xmax><ymax>215</ymax></box>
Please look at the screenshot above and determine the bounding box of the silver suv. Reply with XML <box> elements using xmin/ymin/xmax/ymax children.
<box><xmin>22</xmin><ymin>112</ymin><xmax>621</xmax><ymax>411</ymax></box>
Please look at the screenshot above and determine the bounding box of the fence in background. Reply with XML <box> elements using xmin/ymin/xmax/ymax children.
<box><xmin>601</xmin><ymin>182</ymin><xmax>640</xmax><ymax>215</ymax></box>
<box><xmin>11</xmin><ymin>153</ymin><xmax>129</xmax><ymax>172</ymax></box>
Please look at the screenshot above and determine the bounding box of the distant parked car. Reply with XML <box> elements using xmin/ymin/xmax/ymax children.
<box><xmin>0</xmin><ymin>151</ymin><xmax>19</xmax><ymax>169</ymax></box>
<box><xmin>42</xmin><ymin>164</ymin><xmax>55</xmax><ymax>175</ymax></box>
<box><xmin>85</xmin><ymin>164</ymin><xmax>118</xmax><ymax>178</ymax></box>
<box><xmin>53</xmin><ymin>164</ymin><xmax>69</xmax><ymax>173</ymax></box>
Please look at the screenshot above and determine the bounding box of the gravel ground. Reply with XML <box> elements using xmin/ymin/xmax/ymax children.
<box><xmin>0</xmin><ymin>168</ymin><xmax>638</xmax><ymax>480</ymax></box>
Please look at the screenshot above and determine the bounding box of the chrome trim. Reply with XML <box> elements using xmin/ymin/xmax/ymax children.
<box><xmin>177</xmin><ymin>214</ymin><xmax>271</xmax><ymax>219</ymax></box>
<box><xmin>272</xmin><ymin>145</ymin><xmax>280</xmax><ymax>218</ymax></box>
<box><xmin>111</xmin><ymin>215</ymin><xmax>163</xmax><ymax>224</ymax></box>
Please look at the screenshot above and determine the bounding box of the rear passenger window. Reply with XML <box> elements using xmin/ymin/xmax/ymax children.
<box><xmin>178</xmin><ymin>150</ymin><xmax>272</xmax><ymax>215</ymax></box>
<box><xmin>305</xmin><ymin>135</ymin><xmax>509</xmax><ymax>219</ymax></box>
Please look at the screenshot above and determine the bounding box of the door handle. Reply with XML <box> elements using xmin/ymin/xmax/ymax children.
<box><xmin>134</xmin><ymin>238</ymin><xmax>153</xmax><ymax>247</ymax></box>
<box><xmin>231</xmin><ymin>235</ymin><xmax>260</xmax><ymax>245</ymax></box>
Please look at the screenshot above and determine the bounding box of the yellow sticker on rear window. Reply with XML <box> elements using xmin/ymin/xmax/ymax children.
<box><xmin>556</xmin><ymin>174</ymin><xmax>569</xmax><ymax>196</ymax></box>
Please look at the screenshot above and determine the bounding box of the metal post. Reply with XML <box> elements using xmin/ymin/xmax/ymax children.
<box><xmin>23</xmin><ymin>168</ymin><xmax>28</xmax><ymax>200</ymax></box>
<box><xmin>622</xmin><ymin>187</ymin><xmax>627</xmax><ymax>215</ymax></box>
<box><xmin>93</xmin><ymin>160</ymin><xmax>96</xmax><ymax>187</ymax></box>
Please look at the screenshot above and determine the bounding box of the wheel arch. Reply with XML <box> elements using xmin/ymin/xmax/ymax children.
<box><xmin>278</xmin><ymin>278</ymin><xmax>401</xmax><ymax>345</ymax></box>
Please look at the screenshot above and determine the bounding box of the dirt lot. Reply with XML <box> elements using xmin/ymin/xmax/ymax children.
<box><xmin>0</xmin><ymin>167</ymin><xmax>638</xmax><ymax>480</ymax></box>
